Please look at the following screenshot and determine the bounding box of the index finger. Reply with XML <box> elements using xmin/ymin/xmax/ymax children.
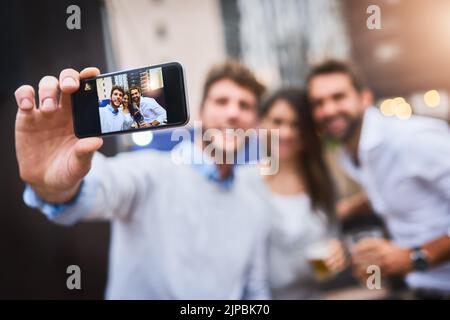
<box><xmin>59</xmin><ymin>67</ymin><xmax>100</xmax><ymax>109</ymax></box>
<box><xmin>80</xmin><ymin>67</ymin><xmax>101</xmax><ymax>80</ymax></box>
<box><xmin>59</xmin><ymin>68</ymin><xmax>80</xmax><ymax>94</ymax></box>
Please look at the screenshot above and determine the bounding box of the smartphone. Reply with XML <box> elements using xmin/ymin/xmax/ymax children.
<box><xmin>71</xmin><ymin>62</ymin><xmax>189</xmax><ymax>138</ymax></box>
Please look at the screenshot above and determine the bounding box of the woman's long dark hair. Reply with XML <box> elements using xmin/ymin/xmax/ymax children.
<box><xmin>124</xmin><ymin>92</ymin><xmax>144</xmax><ymax>125</ymax></box>
<box><xmin>260</xmin><ymin>88</ymin><xmax>336</xmax><ymax>220</ymax></box>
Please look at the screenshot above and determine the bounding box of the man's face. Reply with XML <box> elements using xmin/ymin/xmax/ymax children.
<box><xmin>110</xmin><ymin>89</ymin><xmax>123</xmax><ymax>108</ymax></box>
<box><xmin>131</xmin><ymin>89</ymin><xmax>140</xmax><ymax>104</ymax></box>
<box><xmin>308</xmin><ymin>73</ymin><xmax>370</xmax><ymax>142</ymax></box>
<box><xmin>201</xmin><ymin>78</ymin><xmax>258</xmax><ymax>154</ymax></box>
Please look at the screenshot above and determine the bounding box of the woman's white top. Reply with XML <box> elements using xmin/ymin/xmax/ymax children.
<box><xmin>268</xmin><ymin>192</ymin><xmax>332</xmax><ymax>299</ymax></box>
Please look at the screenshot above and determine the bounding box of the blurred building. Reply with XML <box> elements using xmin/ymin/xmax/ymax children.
<box><xmin>343</xmin><ymin>0</ymin><xmax>450</xmax><ymax>121</ymax></box>
<box><xmin>236</xmin><ymin>0</ymin><xmax>350</xmax><ymax>86</ymax></box>
<box><xmin>104</xmin><ymin>0</ymin><xmax>226</xmax><ymax>117</ymax></box>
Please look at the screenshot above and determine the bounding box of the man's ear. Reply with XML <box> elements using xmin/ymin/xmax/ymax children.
<box><xmin>360</xmin><ymin>89</ymin><xmax>374</xmax><ymax>109</ymax></box>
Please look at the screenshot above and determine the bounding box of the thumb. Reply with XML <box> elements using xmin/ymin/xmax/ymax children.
<box><xmin>71</xmin><ymin>137</ymin><xmax>103</xmax><ymax>177</ymax></box>
<box><xmin>63</xmin><ymin>138</ymin><xmax>103</xmax><ymax>189</ymax></box>
<box><xmin>74</xmin><ymin>137</ymin><xmax>103</xmax><ymax>162</ymax></box>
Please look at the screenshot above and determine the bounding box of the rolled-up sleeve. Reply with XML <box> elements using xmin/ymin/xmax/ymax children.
<box><xmin>152</xmin><ymin>100</ymin><xmax>167</xmax><ymax>123</ymax></box>
<box><xmin>23</xmin><ymin>176</ymin><xmax>98</xmax><ymax>226</ymax></box>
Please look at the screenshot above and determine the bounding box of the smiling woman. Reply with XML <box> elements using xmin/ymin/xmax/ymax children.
<box><xmin>258</xmin><ymin>88</ymin><xmax>342</xmax><ymax>300</ymax></box>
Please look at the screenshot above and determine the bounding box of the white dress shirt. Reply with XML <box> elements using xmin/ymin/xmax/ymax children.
<box><xmin>139</xmin><ymin>96</ymin><xmax>167</xmax><ymax>124</ymax></box>
<box><xmin>339</xmin><ymin>107</ymin><xmax>450</xmax><ymax>292</ymax></box>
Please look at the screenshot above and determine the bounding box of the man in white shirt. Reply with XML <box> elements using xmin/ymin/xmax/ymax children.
<box><xmin>99</xmin><ymin>85</ymin><xmax>127</xmax><ymax>133</ymax></box>
<box><xmin>130</xmin><ymin>86</ymin><xmax>167</xmax><ymax>126</ymax></box>
<box><xmin>306</xmin><ymin>60</ymin><xmax>450</xmax><ymax>298</ymax></box>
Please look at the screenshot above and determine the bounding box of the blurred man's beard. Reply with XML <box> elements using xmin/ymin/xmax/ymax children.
<box><xmin>322</xmin><ymin>115</ymin><xmax>362</xmax><ymax>143</ymax></box>
<box><xmin>201</xmin><ymin>127</ymin><xmax>245</xmax><ymax>163</ymax></box>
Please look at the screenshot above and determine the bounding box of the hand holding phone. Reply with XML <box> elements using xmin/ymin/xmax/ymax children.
<box><xmin>14</xmin><ymin>62</ymin><xmax>189</xmax><ymax>204</ymax></box>
<box><xmin>15</xmin><ymin>67</ymin><xmax>104</xmax><ymax>204</ymax></box>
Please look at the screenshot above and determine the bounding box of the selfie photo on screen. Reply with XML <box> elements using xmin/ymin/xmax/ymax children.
<box><xmin>96</xmin><ymin>67</ymin><xmax>167</xmax><ymax>134</ymax></box>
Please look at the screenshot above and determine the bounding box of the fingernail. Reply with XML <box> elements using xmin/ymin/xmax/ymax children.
<box><xmin>20</xmin><ymin>98</ymin><xmax>33</xmax><ymax>109</ymax></box>
<box><xmin>62</xmin><ymin>77</ymin><xmax>77</xmax><ymax>87</ymax></box>
<box><xmin>42</xmin><ymin>98</ymin><xmax>56</xmax><ymax>111</ymax></box>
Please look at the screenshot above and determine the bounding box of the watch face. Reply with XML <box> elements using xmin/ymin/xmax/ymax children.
<box><xmin>411</xmin><ymin>249</ymin><xmax>428</xmax><ymax>271</ymax></box>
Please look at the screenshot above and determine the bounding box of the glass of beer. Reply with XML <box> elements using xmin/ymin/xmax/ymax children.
<box><xmin>345</xmin><ymin>227</ymin><xmax>385</xmax><ymax>251</ymax></box>
<box><xmin>344</xmin><ymin>227</ymin><xmax>385</xmax><ymax>286</ymax></box>
<box><xmin>306</xmin><ymin>241</ymin><xmax>334</xmax><ymax>281</ymax></box>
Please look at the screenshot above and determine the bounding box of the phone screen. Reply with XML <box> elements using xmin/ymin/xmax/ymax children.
<box><xmin>72</xmin><ymin>62</ymin><xmax>189</xmax><ymax>138</ymax></box>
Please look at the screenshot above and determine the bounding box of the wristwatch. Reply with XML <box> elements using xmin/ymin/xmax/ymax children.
<box><xmin>410</xmin><ymin>247</ymin><xmax>429</xmax><ymax>271</ymax></box>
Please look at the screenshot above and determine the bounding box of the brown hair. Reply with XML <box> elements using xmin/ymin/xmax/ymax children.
<box><xmin>260</xmin><ymin>88</ymin><xmax>336</xmax><ymax>218</ymax></box>
<box><xmin>306</xmin><ymin>59</ymin><xmax>367</xmax><ymax>93</ymax></box>
<box><xmin>110</xmin><ymin>85</ymin><xmax>125</xmax><ymax>97</ymax></box>
<box><xmin>129</xmin><ymin>85</ymin><xmax>141</xmax><ymax>94</ymax></box>
<box><xmin>201</xmin><ymin>60</ymin><xmax>266</xmax><ymax>107</ymax></box>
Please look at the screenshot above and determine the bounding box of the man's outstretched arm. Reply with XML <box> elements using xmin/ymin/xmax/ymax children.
<box><xmin>15</xmin><ymin>67</ymin><xmax>152</xmax><ymax>224</ymax></box>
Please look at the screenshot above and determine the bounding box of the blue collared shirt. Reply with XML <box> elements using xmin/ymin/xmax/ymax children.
<box><xmin>176</xmin><ymin>141</ymin><xmax>235</xmax><ymax>190</ymax></box>
<box><xmin>23</xmin><ymin>141</ymin><xmax>269</xmax><ymax>299</ymax></box>
<box><xmin>99</xmin><ymin>105</ymin><xmax>127</xmax><ymax>133</ymax></box>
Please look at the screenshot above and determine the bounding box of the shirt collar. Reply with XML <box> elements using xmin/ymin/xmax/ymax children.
<box><xmin>107</xmin><ymin>104</ymin><xmax>119</xmax><ymax>115</ymax></box>
<box><xmin>338</xmin><ymin>106</ymin><xmax>385</xmax><ymax>178</ymax></box>
<box><xmin>359</xmin><ymin>106</ymin><xmax>385</xmax><ymax>152</ymax></box>
<box><xmin>173</xmin><ymin>141</ymin><xmax>235</xmax><ymax>190</ymax></box>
